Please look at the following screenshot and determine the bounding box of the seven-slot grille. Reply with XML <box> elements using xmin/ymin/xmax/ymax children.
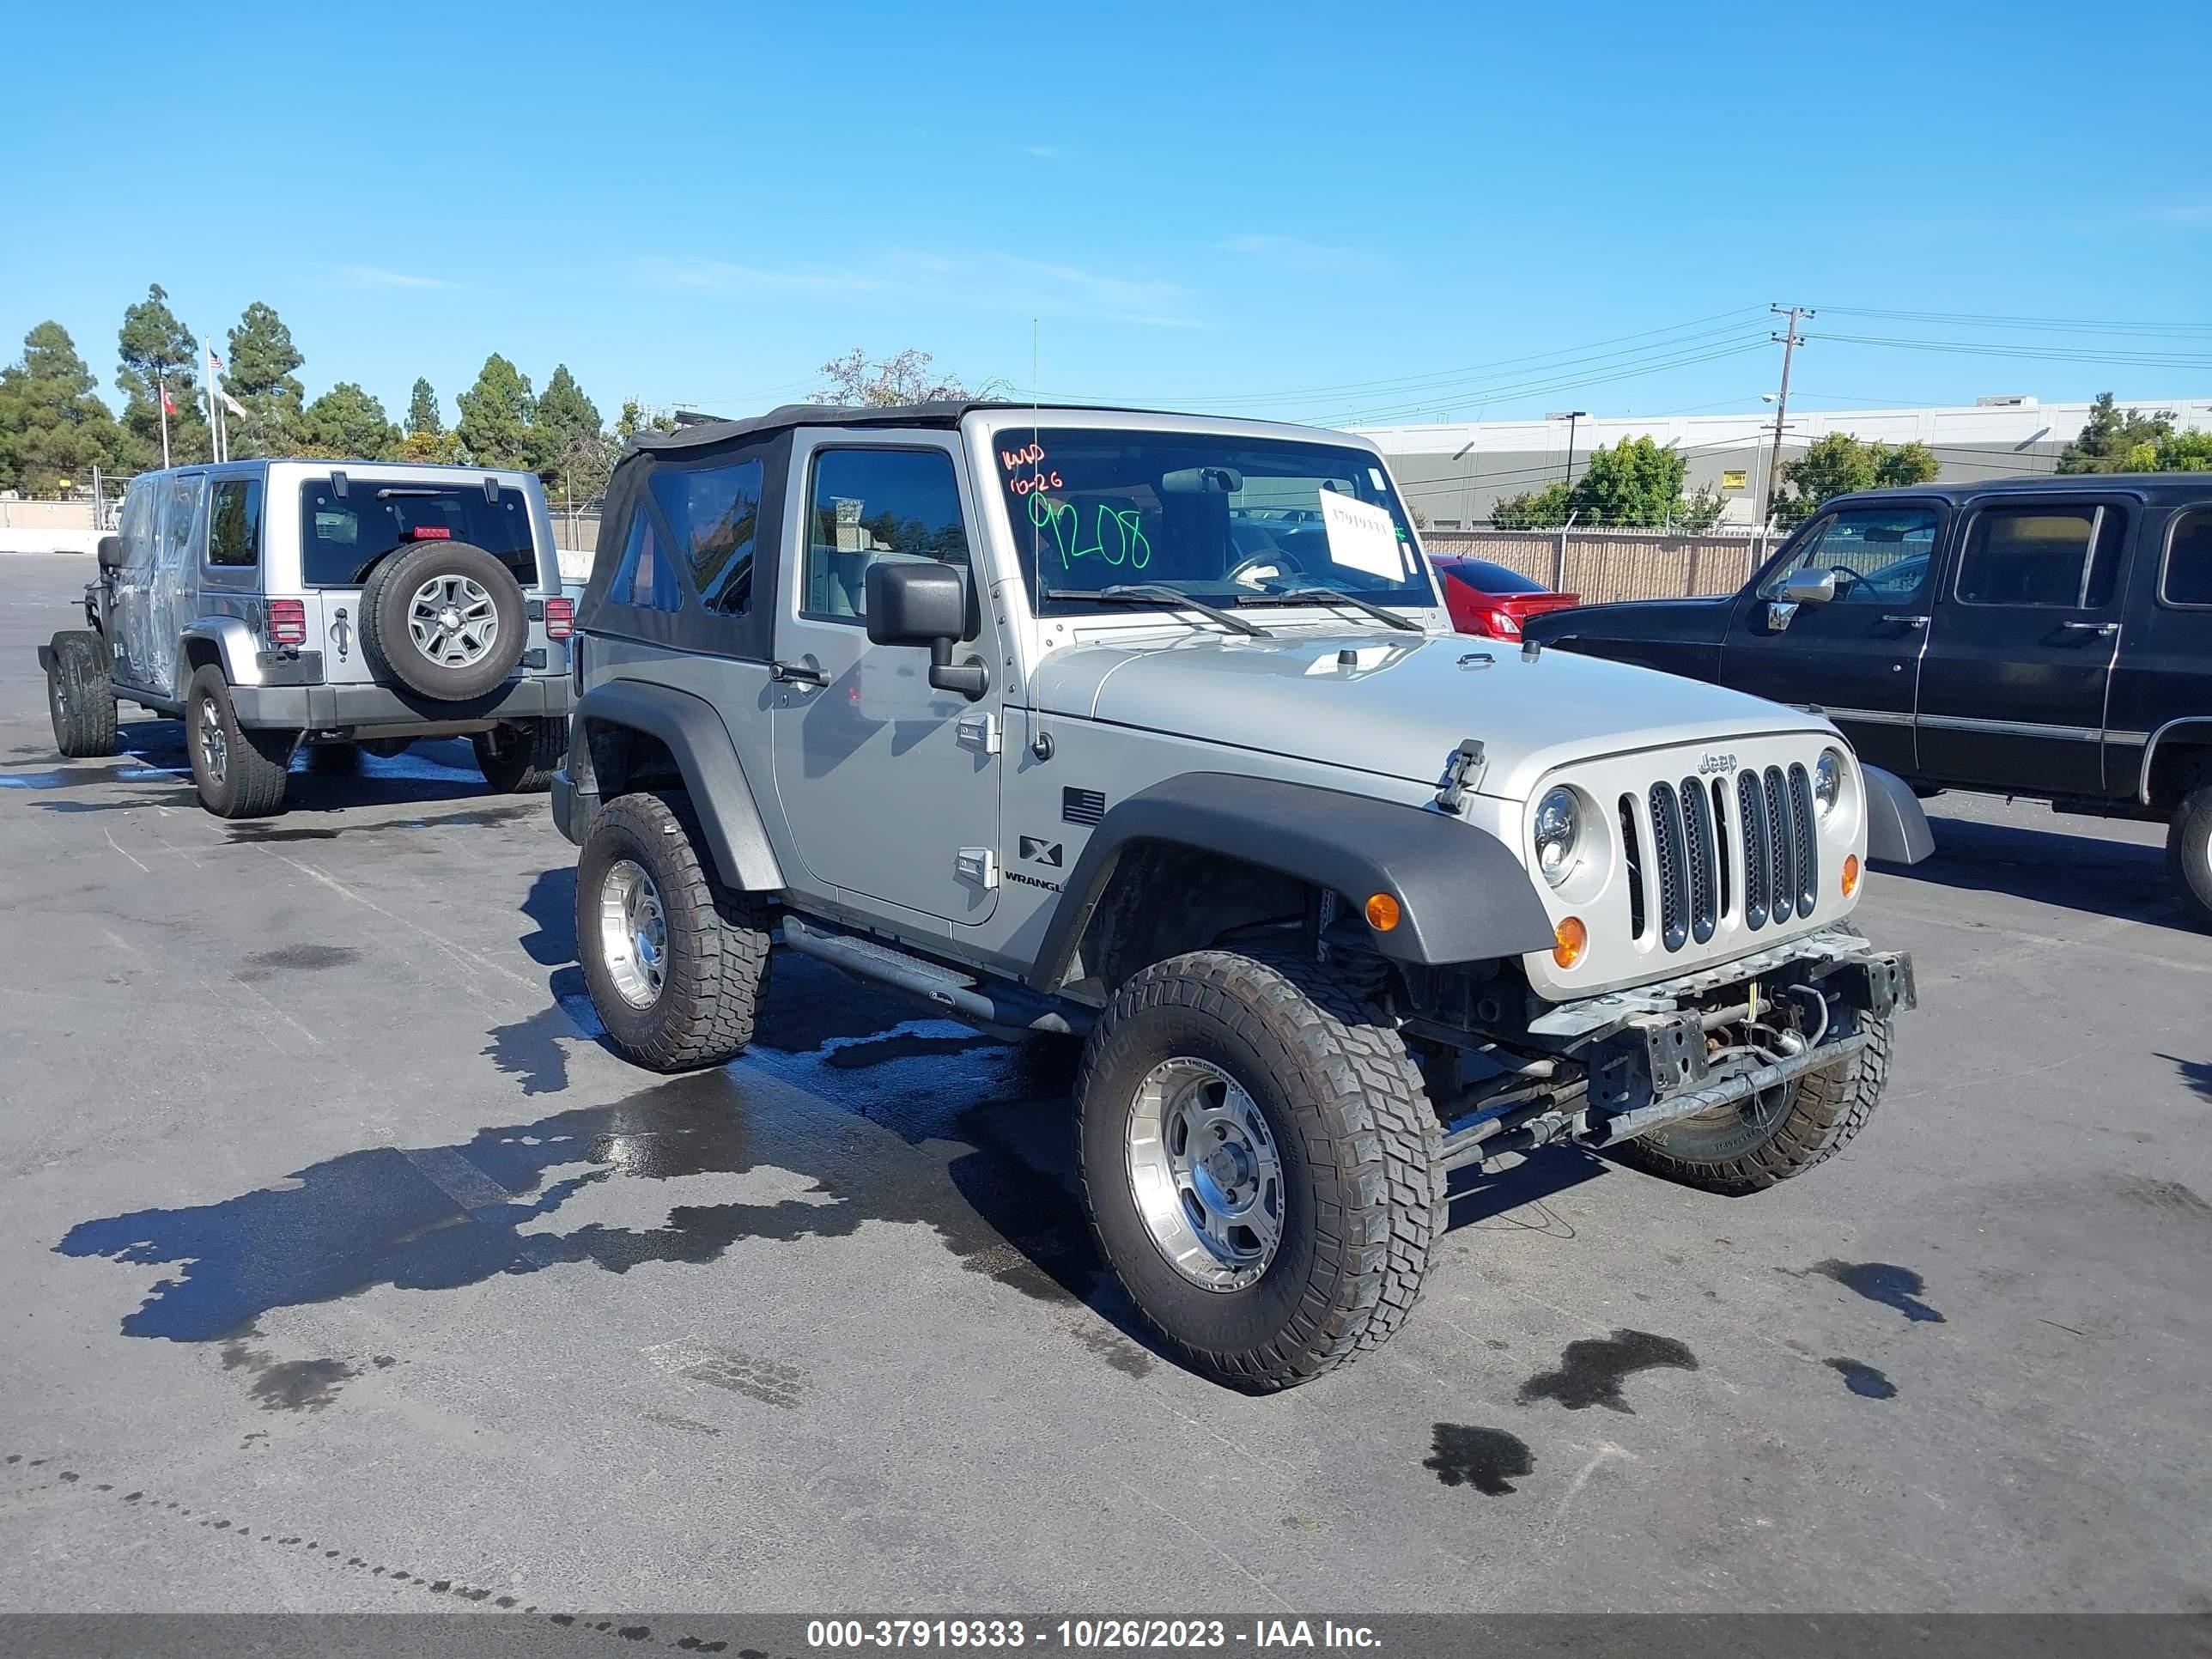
<box><xmin>1620</xmin><ymin>763</ymin><xmax>1818</xmax><ymax>952</ymax></box>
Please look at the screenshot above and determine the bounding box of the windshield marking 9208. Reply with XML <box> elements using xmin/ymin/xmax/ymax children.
<box><xmin>1000</xmin><ymin>427</ymin><xmax>1433</xmax><ymax>619</ymax></box>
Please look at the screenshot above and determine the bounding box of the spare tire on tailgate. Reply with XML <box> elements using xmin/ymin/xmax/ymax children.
<box><xmin>359</xmin><ymin>541</ymin><xmax>528</xmax><ymax>701</ymax></box>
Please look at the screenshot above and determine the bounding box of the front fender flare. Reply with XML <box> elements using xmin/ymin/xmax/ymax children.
<box><xmin>1026</xmin><ymin>771</ymin><xmax>1557</xmax><ymax>991</ymax></box>
<box><xmin>573</xmin><ymin>680</ymin><xmax>784</xmax><ymax>892</ymax></box>
<box><xmin>1861</xmin><ymin>763</ymin><xmax>1934</xmax><ymax>865</ymax></box>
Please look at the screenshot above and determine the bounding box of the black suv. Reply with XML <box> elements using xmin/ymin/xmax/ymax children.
<box><xmin>1522</xmin><ymin>475</ymin><xmax>2212</xmax><ymax>927</ymax></box>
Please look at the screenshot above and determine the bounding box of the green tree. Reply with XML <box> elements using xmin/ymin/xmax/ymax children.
<box><xmin>1674</xmin><ymin>483</ymin><xmax>1729</xmax><ymax>533</ymax></box>
<box><xmin>0</xmin><ymin>321</ymin><xmax>123</xmax><ymax>495</ymax></box>
<box><xmin>222</xmin><ymin>301</ymin><xmax>307</xmax><ymax>457</ymax></box>
<box><xmin>534</xmin><ymin>363</ymin><xmax>606</xmax><ymax>495</ymax></box>
<box><xmin>615</xmin><ymin>398</ymin><xmax>678</xmax><ymax>442</ymax></box>
<box><xmin>297</xmin><ymin>382</ymin><xmax>400</xmax><ymax>460</ymax></box>
<box><xmin>398</xmin><ymin>378</ymin><xmax>463</xmax><ymax>462</ymax></box>
<box><xmin>456</xmin><ymin>354</ymin><xmax>537</xmax><ymax>467</ymax></box>
<box><xmin>406</xmin><ymin>378</ymin><xmax>442</xmax><ymax>437</ymax></box>
<box><xmin>115</xmin><ymin>283</ymin><xmax>210</xmax><ymax>467</ymax></box>
<box><xmin>1489</xmin><ymin>483</ymin><xmax>1573</xmax><ymax>528</ymax></box>
<box><xmin>812</xmin><ymin>346</ymin><xmax>1005</xmax><ymax>406</ymax></box>
<box><xmin>1773</xmin><ymin>433</ymin><xmax>1940</xmax><ymax>526</ymax></box>
<box><xmin>2057</xmin><ymin>392</ymin><xmax>2174</xmax><ymax>474</ymax></box>
<box><xmin>2150</xmin><ymin>429</ymin><xmax>2212</xmax><ymax>471</ymax></box>
<box><xmin>1571</xmin><ymin>436</ymin><xmax>1688</xmax><ymax>527</ymax></box>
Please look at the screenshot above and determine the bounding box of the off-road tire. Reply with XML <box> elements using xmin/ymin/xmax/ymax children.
<box><xmin>1611</xmin><ymin>1014</ymin><xmax>1893</xmax><ymax>1195</ymax></box>
<box><xmin>2169</xmin><ymin>783</ymin><xmax>2212</xmax><ymax>932</ymax></box>
<box><xmin>358</xmin><ymin>541</ymin><xmax>527</xmax><ymax>702</ymax></box>
<box><xmin>576</xmin><ymin>791</ymin><xmax>772</xmax><ymax>1071</ymax></box>
<box><xmin>1075</xmin><ymin>948</ymin><xmax>1445</xmax><ymax>1392</ymax></box>
<box><xmin>184</xmin><ymin>664</ymin><xmax>293</xmax><ymax>819</ymax></box>
<box><xmin>472</xmin><ymin>718</ymin><xmax>564</xmax><ymax>793</ymax></box>
<box><xmin>305</xmin><ymin>742</ymin><xmax>363</xmax><ymax>774</ymax></box>
<box><xmin>46</xmin><ymin>630</ymin><xmax>118</xmax><ymax>758</ymax></box>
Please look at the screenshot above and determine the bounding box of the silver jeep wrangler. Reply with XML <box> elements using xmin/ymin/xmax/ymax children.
<box><xmin>41</xmin><ymin>459</ymin><xmax>576</xmax><ymax>817</ymax></box>
<box><xmin>554</xmin><ymin>403</ymin><xmax>1931</xmax><ymax>1391</ymax></box>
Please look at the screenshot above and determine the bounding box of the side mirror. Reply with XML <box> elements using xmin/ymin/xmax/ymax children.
<box><xmin>1774</xmin><ymin>568</ymin><xmax>1838</xmax><ymax>605</ymax></box>
<box><xmin>97</xmin><ymin>536</ymin><xmax>127</xmax><ymax>570</ymax></box>
<box><xmin>865</xmin><ymin>560</ymin><xmax>989</xmax><ymax>702</ymax></box>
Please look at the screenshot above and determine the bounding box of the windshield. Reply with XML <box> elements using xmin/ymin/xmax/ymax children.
<box><xmin>994</xmin><ymin>428</ymin><xmax>1436</xmax><ymax>614</ymax></box>
<box><xmin>299</xmin><ymin>479</ymin><xmax>540</xmax><ymax>588</ymax></box>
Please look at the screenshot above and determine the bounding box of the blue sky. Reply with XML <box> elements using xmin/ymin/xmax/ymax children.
<box><xmin>3</xmin><ymin>0</ymin><xmax>2208</xmax><ymax>432</ymax></box>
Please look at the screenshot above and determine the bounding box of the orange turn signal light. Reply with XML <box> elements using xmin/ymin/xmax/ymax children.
<box><xmin>1365</xmin><ymin>891</ymin><xmax>1401</xmax><ymax>932</ymax></box>
<box><xmin>1841</xmin><ymin>854</ymin><xmax>1862</xmax><ymax>898</ymax></box>
<box><xmin>1553</xmin><ymin>915</ymin><xmax>1588</xmax><ymax>969</ymax></box>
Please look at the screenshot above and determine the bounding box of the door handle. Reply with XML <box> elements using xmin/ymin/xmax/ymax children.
<box><xmin>770</xmin><ymin>657</ymin><xmax>830</xmax><ymax>688</ymax></box>
<box><xmin>1881</xmin><ymin>614</ymin><xmax>1929</xmax><ymax>629</ymax></box>
<box><xmin>2059</xmin><ymin>621</ymin><xmax>2118</xmax><ymax>637</ymax></box>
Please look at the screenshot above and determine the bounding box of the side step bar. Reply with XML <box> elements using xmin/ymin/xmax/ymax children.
<box><xmin>781</xmin><ymin>916</ymin><xmax>1093</xmax><ymax>1041</ymax></box>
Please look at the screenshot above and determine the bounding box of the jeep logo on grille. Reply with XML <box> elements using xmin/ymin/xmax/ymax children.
<box><xmin>1698</xmin><ymin>752</ymin><xmax>1738</xmax><ymax>775</ymax></box>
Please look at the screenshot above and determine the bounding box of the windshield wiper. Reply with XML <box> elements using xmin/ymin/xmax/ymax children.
<box><xmin>1043</xmin><ymin>584</ymin><xmax>1271</xmax><ymax>638</ymax></box>
<box><xmin>1237</xmin><ymin>586</ymin><xmax>1423</xmax><ymax>632</ymax></box>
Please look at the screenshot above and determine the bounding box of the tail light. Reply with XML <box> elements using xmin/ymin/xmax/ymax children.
<box><xmin>1486</xmin><ymin>609</ymin><xmax>1522</xmax><ymax>638</ymax></box>
<box><xmin>543</xmin><ymin>597</ymin><xmax>575</xmax><ymax>640</ymax></box>
<box><xmin>266</xmin><ymin>599</ymin><xmax>307</xmax><ymax>647</ymax></box>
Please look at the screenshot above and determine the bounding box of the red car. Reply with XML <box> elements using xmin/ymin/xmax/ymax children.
<box><xmin>1431</xmin><ymin>555</ymin><xmax>1579</xmax><ymax>639</ymax></box>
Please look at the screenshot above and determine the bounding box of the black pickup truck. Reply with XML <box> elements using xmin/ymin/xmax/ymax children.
<box><xmin>1521</xmin><ymin>474</ymin><xmax>2212</xmax><ymax>927</ymax></box>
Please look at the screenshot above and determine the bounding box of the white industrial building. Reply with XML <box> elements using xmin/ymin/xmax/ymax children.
<box><xmin>1356</xmin><ymin>395</ymin><xmax>2212</xmax><ymax>529</ymax></box>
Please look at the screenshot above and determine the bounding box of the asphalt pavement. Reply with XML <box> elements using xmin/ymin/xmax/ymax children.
<box><xmin>2</xmin><ymin>551</ymin><xmax>2207</xmax><ymax>1615</ymax></box>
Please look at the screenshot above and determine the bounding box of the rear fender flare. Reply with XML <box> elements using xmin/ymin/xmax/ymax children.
<box><xmin>1025</xmin><ymin>771</ymin><xmax>1557</xmax><ymax>991</ymax></box>
<box><xmin>573</xmin><ymin>680</ymin><xmax>783</xmax><ymax>892</ymax></box>
<box><xmin>178</xmin><ymin>617</ymin><xmax>263</xmax><ymax>692</ymax></box>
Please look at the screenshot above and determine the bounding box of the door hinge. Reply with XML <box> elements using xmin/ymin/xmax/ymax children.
<box><xmin>956</xmin><ymin>712</ymin><xmax>1002</xmax><ymax>756</ymax></box>
<box><xmin>956</xmin><ymin>847</ymin><xmax>1000</xmax><ymax>889</ymax></box>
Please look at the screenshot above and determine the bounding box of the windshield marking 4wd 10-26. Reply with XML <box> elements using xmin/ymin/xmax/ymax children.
<box><xmin>1000</xmin><ymin>428</ymin><xmax>1431</xmax><ymax>614</ymax></box>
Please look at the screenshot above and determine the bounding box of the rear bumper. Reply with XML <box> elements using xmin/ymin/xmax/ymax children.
<box><xmin>228</xmin><ymin>674</ymin><xmax>574</xmax><ymax>732</ymax></box>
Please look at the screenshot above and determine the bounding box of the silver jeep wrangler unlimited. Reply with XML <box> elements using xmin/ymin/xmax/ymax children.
<box><xmin>555</xmin><ymin>403</ymin><xmax>1930</xmax><ymax>1391</ymax></box>
<box><xmin>42</xmin><ymin>459</ymin><xmax>576</xmax><ymax>817</ymax></box>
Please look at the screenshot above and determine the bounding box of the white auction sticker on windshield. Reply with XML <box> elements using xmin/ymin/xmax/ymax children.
<box><xmin>1318</xmin><ymin>489</ymin><xmax>1405</xmax><ymax>580</ymax></box>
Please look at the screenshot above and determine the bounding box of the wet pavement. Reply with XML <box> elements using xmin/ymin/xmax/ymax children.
<box><xmin>3</xmin><ymin>552</ymin><xmax>2209</xmax><ymax>1613</ymax></box>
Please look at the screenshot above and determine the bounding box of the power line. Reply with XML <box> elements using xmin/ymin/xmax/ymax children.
<box><xmin>1812</xmin><ymin>304</ymin><xmax>2212</xmax><ymax>339</ymax></box>
<box><xmin>1806</xmin><ymin>331</ymin><xmax>2212</xmax><ymax>369</ymax></box>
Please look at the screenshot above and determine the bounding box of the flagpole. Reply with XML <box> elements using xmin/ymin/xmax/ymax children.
<box><xmin>156</xmin><ymin>369</ymin><xmax>171</xmax><ymax>470</ymax></box>
<box><xmin>208</xmin><ymin>338</ymin><xmax>226</xmax><ymax>463</ymax></box>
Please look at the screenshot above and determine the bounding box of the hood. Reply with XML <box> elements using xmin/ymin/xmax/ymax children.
<box><xmin>1521</xmin><ymin>594</ymin><xmax>1732</xmax><ymax>647</ymax></box>
<box><xmin>1029</xmin><ymin>626</ymin><xmax>1830</xmax><ymax>802</ymax></box>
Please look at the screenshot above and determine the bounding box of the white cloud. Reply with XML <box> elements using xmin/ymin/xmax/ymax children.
<box><xmin>1213</xmin><ymin>234</ymin><xmax>1381</xmax><ymax>274</ymax></box>
<box><xmin>635</xmin><ymin>249</ymin><xmax>1199</xmax><ymax>330</ymax></box>
<box><xmin>1025</xmin><ymin>143</ymin><xmax>1060</xmax><ymax>158</ymax></box>
<box><xmin>334</xmin><ymin>264</ymin><xmax>455</xmax><ymax>291</ymax></box>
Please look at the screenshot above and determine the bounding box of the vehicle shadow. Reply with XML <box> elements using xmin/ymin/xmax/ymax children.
<box><xmin>1873</xmin><ymin>807</ymin><xmax>2189</xmax><ymax>933</ymax></box>
<box><xmin>2160</xmin><ymin>1053</ymin><xmax>2212</xmax><ymax>1103</ymax></box>
<box><xmin>6</xmin><ymin>721</ymin><xmax>517</xmax><ymax>823</ymax></box>
<box><xmin>1447</xmin><ymin>1145</ymin><xmax>1609</xmax><ymax>1237</ymax></box>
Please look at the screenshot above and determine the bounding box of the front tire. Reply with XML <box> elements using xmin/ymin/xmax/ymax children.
<box><xmin>472</xmin><ymin>719</ymin><xmax>564</xmax><ymax>793</ymax></box>
<box><xmin>2167</xmin><ymin>784</ymin><xmax>2212</xmax><ymax>932</ymax></box>
<box><xmin>47</xmin><ymin>631</ymin><xmax>118</xmax><ymax>758</ymax></box>
<box><xmin>184</xmin><ymin>665</ymin><xmax>293</xmax><ymax>819</ymax></box>
<box><xmin>1076</xmin><ymin>949</ymin><xmax>1444</xmax><ymax>1392</ymax></box>
<box><xmin>1612</xmin><ymin>1015</ymin><xmax>1893</xmax><ymax>1195</ymax></box>
<box><xmin>575</xmin><ymin>792</ymin><xmax>772</xmax><ymax>1071</ymax></box>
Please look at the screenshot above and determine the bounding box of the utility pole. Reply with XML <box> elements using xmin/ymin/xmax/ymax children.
<box><xmin>1551</xmin><ymin>409</ymin><xmax>1589</xmax><ymax>487</ymax></box>
<box><xmin>1762</xmin><ymin>305</ymin><xmax>1812</xmax><ymax>526</ymax></box>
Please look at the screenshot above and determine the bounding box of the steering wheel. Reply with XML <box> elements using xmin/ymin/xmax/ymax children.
<box><xmin>1228</xmin><ymin>546</ymin><xmax>1310</xmax><ymax>586</ymax></box>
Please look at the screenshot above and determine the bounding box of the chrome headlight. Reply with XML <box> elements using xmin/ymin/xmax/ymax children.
<box><xmin>1533</xmin><ymin>787</ymin><xmax>1581</xmax><ymax>886</ymax></box>
<box><xmin>1814</xmin><ymin>748</ymin><xmax>1845</xmax><ymax>822</ymax></box>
